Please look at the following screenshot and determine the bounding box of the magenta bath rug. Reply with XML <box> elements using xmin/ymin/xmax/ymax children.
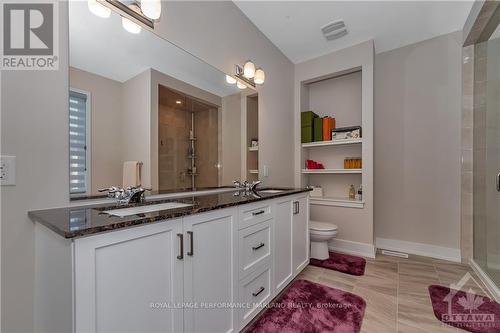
<box><xmin>310</xmin><ymin>251</ymin><xmax>366</xmax><ymax>276</ymax></box>
<box><xmin>244</xmin><ymin>279</ymin><xmax>366</xmax><ymax>333</ymax></box>
<box><xmin>428</xmin><ymin>285</ymin><xmax>500</xmax><ymax>333</ymax></box>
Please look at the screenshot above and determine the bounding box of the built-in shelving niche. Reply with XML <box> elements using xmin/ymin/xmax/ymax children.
<box><xmin>301</xmin><ymin>69</ymin><xmax>364</xmax><ymax>208</ymax></box>
<box><xmin>246</xmin><ymin>94</ymin><xmax>259</xmax><ymax>181</ymax></box>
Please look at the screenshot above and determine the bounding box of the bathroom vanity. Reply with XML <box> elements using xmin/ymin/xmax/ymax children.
<box><xmin>29</xmin><ymin>188</ymin><xmax>310</xmax><ymax>333</ymax></box>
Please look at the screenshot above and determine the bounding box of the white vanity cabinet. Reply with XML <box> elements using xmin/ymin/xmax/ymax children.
<box><xmin>292</xmin><ymin>195</ymin><xmax>309</xmax><ymax>274</ymax></box>
<box><xmin>272</xmin><ymin>194</ymin><xmax>309</xmax><ymax>294</ymax></box>
<box><xmin>34</xmin><ymin>193</ymin><xmax>309</xmax><ymax>333</ymax></box>
<box><xmin>74</xmin><ymin>219</ymin><xmax>184</xmax><ymax>333</ymax></box>
<box><xmin>74</xmin><ymin>209</ymin><xmax>239</xmax><ymax>333</ymax></box>
<box><xmin>182</xmin><ymin>208</ymin><xmax>239</xmax><ymax>333</ymax></box>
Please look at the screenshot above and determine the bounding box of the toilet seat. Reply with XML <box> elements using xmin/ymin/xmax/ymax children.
<box><xmin>310</xmin><ymin>221</ymin><xmax>338</xmax><ymax>232</ymax></box>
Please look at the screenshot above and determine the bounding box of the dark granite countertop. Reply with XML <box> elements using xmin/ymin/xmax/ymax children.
<box><xmin>29</xmin><ymin>187</ymin><xmax>311</xmax><ymax>239</ymax></box>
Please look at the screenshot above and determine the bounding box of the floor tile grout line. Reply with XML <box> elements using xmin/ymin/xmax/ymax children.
<box><xmin>396</xmin><ymin>259</ymin><xmax>400</xmax><ymax>333</ymax></box>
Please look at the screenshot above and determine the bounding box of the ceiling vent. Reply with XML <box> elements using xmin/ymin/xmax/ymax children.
<box><xmin>321</xmin><ymin>20</ymin><xmax>347</xmax><ymax>41</ymax></box>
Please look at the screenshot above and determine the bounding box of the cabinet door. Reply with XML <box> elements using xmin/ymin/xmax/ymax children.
<box><xmin>273</xmin><ymin>198</ymin><xmax>293</xmax><ymax>294</ymax></box>
<box><xmin>74</xmin><ymin>220</ymin><xmax>184</xmax><ymax>333</ymax></box>
<box><xmin>183</xmin><ymin>208</ymin><xmax>238</xmax><ymax>333</ymax></box>
<box><xmin>292</xmin><ymin>195</ymin><xmax>309</xmax><ymax>274</ymax></box>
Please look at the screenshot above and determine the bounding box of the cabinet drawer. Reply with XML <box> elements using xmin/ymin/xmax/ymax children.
<box><xmin>239</xmin><ymin>265</ymin><xmax>271</xmax><ymax>327</ymax></box>
<box><xmin>239</xmin><ymin>221</ymin><xmax>271</xmax><ymax>278</ymax></box>
<box><xmin>238</xmin><ymin>202</ymin><xmax>272</xmax><ymax>229</ymax></box>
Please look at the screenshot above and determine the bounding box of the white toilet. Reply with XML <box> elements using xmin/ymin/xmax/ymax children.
<box><xmin>309</xmin><ymin>221</ymin><xmax>338</xmax><ymax>260</ymax></box>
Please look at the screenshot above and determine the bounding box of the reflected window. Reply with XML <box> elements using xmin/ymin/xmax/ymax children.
<box><xmin>69</xmin><ymin>90</ymin><xmax>90</xmax><ymax>196</ymax></box>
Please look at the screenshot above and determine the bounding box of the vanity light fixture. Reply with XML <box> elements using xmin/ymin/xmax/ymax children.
<box><xmin>91</xmin><ymin>0</ymin><xmax>160</xmax><ymax>33</ymax></box>
<box><xmin>121</xmin><ymin>16</ymin><xmax>142</xmax><ymax>34</ymax></box>
<box><xmin>88</xmin><ymin>0</ymin><xmax>111</xmax><ymax>18</ymax></box>
<box><xmin>243</xmin><ymin>60</ymin><xmax>256</xmax><ymax>79</ymax></box>
<box><xmin>236</xmin><ymin>81</ymin><xmax>247</xmax><ymax>90</ymax></box>
<box><xmin>140</xmin><ymin>0</ymin><xmax>161</xmax><ymax>20</ymax></box>
<box><xmin>225</xmin><ymin>75</ymin><xmax>237</xmax><ymax>84</ymax></box>
<box><xmin>254</xmin><ymin>68</ymin><xmax>265</xmax><ymax>85</ymax></box>
<box><xmin>231</xmin><ymin>62</ymin><xmax>265</xmax><ymax>88</ymax></box>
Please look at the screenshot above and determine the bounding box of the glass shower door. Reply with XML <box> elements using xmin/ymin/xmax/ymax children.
<box><xmin>473</xmin><ymin>25</ymin><xmax>500</xmax><ymax>286</ymax></box>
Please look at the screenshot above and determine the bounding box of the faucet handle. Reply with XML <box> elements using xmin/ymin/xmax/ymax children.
<box><xmin>98</xmin><ymin>186</ymin><xmax>121</xmax><ymax>193</ymax></box>
<box><xmin>250</xmin><ymin>180</ymin><xmax>261</xmax><ymax>191</ymax></box>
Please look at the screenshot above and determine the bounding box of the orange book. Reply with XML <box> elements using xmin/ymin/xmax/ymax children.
<box><xmin>322</xmin><ymin>117</ymin><xmax>331</xmax><ymax>141</ymax></box>
<box><xmin>329</xmin><ymin>117</ymin><xmax>336</xmax><ymax>130</ymax></box>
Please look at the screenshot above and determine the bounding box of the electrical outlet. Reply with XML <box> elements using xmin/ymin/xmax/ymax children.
<box><xmin>0</xmin><ymin>155</ymin><xmax>16</xmax><ymax>186</ymax></box>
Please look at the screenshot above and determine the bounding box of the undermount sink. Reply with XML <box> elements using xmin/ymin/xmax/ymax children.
<box><xmin>103</xmin><ymin>202</ymin><xmax>192</xmax><ymax>217</ymax></box>
<box><xmin>258</xmin><ymin>189</ymin><xmax>285</xmax><ymax>194</ymax></box>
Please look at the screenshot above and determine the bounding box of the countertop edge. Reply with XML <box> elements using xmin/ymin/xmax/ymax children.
<box><xmin>29</xmin><ymin>188</ymin><xmax>312</xmax><ymax>239</ymax></box>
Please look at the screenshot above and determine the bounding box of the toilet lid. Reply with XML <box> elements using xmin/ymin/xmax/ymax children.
<box><xmin>310</xmin><ymin>221</ymin><xmax>338</xmax><ymax>231</ymax></box>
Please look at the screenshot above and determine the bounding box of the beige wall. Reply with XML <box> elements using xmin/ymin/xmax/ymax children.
<box><xmin>1</xmin><ymin>3</ymin><xmax>69</xmax><ymax>332</ymax></box>
<box><xmin>221</xmin><ymin>93</ymin><xmax>242</xmax><ymax>185</ymax></box>
<box><xmin>294</xmin><ymin>41</ymin><xmax>375</xmax><ymax>249</ymax></box>
<box><xmin>308</xmin><ymin>71</ymin><xmax>362</xmax><ymax>128</ymax></box>
<box><xmin>69</xmin><ymin>67</ymin><xmax>124</xmax><ymax>195</ymax></box>
<box><xmin>374</xmin><ymin>32</ymin><xmax>462</xmax><ymax>250</ymax></box>
<box><xmin>121</xmin><ymin>70</ymin><xmax>152</xmax><ymax>188</ymax></box>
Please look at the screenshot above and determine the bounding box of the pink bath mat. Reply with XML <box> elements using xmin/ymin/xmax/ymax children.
<box><xmin>310</xmin><ymin>251</ymin><xmax>366</xmax><ymax>276</ymax></box>
<box><xmin>428</xmin><ymin>285</ymin><xmax>500</xmax><ymax>332</ymax></box>
<box><xmin>244</xmin><ymin>279</ymin><xmax>366</xmax><ymax>333</ymax></box>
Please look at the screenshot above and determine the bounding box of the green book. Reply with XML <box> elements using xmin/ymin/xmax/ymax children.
<box><xmin>301</xmin><ymin>126</ymin><xmax>313</xmax><ymax>143</ymax></box>
<box><xmin>313</xmin><ymin>117</ymin><xmax>323</xmax><ymax>141</ymax></box>
<box><xmin>301</xmin><ymin>111</ymin><xmax>318</xmax><ymax>128</ymax></box>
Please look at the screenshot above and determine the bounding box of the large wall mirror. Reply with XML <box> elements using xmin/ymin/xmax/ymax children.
<box><xmin>69</xmin><ymin>1</ymin><xmax>259</xmax><ymax>197</ymax></box>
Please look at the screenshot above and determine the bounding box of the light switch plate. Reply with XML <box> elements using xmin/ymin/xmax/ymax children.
<box><xmin>0</xmin><ymin>155</ymin><xmax>16</xmax><ymax>186</ymax></box>
<box><xmin>263</xmin><ymin>165</ymin><xmax>269</xmax><ymax>177</ymax></box>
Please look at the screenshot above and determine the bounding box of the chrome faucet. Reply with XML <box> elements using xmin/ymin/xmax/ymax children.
<box><xmin>232</xmin><ymin>180</ymin><xmax>261</xmax><ymax>192</ymax></box>
<box><xmin>98</xmin><ymin>185</ymin><xmax>151</xmax><ymax>205</ymax></box>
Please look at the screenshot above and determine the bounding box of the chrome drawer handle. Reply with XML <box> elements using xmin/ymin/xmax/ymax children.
<box><xmin>252</xmin><ymin>243</ymin><xmax>265</xmax><ymax>251</ymax></box>
<box><xmin>252</xmin><ymin>286</ymin><xmax>265</xmax><ymax>297</ymax></box>
<box><xmin>252</xmin><ymin>210</ymin><xmax>265</xmax><ymax>216</ymax></box>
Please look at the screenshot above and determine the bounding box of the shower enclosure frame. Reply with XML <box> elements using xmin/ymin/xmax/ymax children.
<box><xmin>461</xmin><ymin>1</ymin><xmax>500</xmax><ymax>301</ymax></box>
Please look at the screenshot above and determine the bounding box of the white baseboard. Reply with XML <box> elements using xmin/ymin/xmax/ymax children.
<box><xmin>470</xmin><ymin>259</ymin><xmax>500</xmax><ymax>302</ymax></box>
<box><xmin>376</xmin><ymin>237</ymin><xmax>461</xmax><ymax>263</ymax></box>
<box><xmin>328</xmin><ymin>238</ymin><xmax>376</xmax><ymax>259</ymax></box>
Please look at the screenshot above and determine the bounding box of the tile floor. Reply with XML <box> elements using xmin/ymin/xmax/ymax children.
<box><xmin>296</xmin><ymin>252</ymin><xmax>493</xmax><ymax>333</ymax></box>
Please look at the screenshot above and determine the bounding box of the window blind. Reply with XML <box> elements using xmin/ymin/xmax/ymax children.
<box><xmin>69</xmin><ymin>91</ymin><xmax>88</xmax><ymax>195</ymax></box>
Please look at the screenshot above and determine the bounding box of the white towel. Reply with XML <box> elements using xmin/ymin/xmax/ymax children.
<box><xmin>123</xmin><ymin>161</ymin><xmax>142</xmax><ymax>188</ymax></box>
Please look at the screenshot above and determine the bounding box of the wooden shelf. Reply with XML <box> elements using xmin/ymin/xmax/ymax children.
<box><xmin>301</xmin><ymin>138</ymin><xmax>362</xmax><ymax>148</ymax></box>
<box><xmin>310</xmin><ymin>196</ymin><xmax>364</xmax><ymax>208</ymax></box>
<box><xmin>248</xmin><ymin>146</ymin><xmax>258</xmax><ymax>152</ymax></box>
<box><xmin>248</xmin><ymin>169</ymin><xmax>259</xmax><ymax>174</ymax></box>
<box><xmin>302</xmin><ymin>169</ymin><xmax>362</xmax><ymax>174</ymax></box>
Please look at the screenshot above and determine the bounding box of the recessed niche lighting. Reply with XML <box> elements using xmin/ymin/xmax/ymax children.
<box><xmin>176</xmin><ymin>100</ymin><xmax>182</xmax><ymax>104</ymax></box>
